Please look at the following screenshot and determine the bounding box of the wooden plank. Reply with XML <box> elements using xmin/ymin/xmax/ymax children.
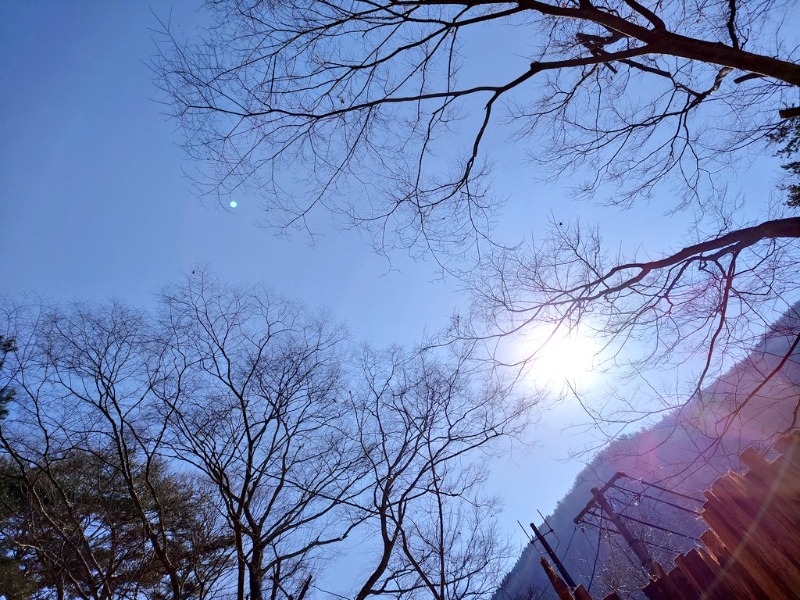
<box><xmin>707</xmin><ymin>473</ymin><xmax>798</xmax><ymax>559</ymax></box>
<box><xmin>710</xmin><ymin>559</ymin><xmax>765</xmax><ymax>600</ymax></box>
<box><xmin>722</xmin><ymin>482</ymin><xmax>800</xmax><ymax>572</ymax></box>
<box><xmin>725</xmin><ymin>503</ymin><xmax>797</xmax><ymax>581</ymax></box>
<box><xmin>748</xmin><ymin>453</ymin><xmax>800</xmax><ymax>502</ymax></box>
<box><xmin>676</xmin><ymin>551</ymin><xmax>720</xmax><ymax>598</ymax></box>
<box><xmin>637</xmin><ymin>435</ymin><xmax>800</xmax><ymax>600</ymax></box>
<box><xmin>767</xmin><ymin>454</ymin><xmax>800</xmax><ymax>503</ymax></box>
<box><xmin>573</xmin><ymin>585</ymin><xmax>593</xmax><ymax>600</ymax></box>
<box><xmin>701</xmin><ymin>496</ymin><xmax>786</xmax><ymax>597</ymax></box>
<box><xmin>699</xmin><ymin>530</ymin><xmax>729</xmax><ymax>566</ymax></box>
<box><xmin>679</xmin><ymin>550</ymin><xmax>716</xmax><ymax>595</ymax></box>
<box><xmin>729</xmin><ymin>464</ymin><xmax>800</xmax><ymax>533</ymax></box>
<box><xmin>739</xmin><ymin>446</ymin><xmax>774</xmax><ymax>485</ymax></box>
<box><xmin>641</xmin><ymin>579</ymin><xmax>670</xmax><ymax>600</ymax></box>
<box><xmin>712</xmin><ymin>478</ymin><xmax>800</xmax><ymax>596</ymax></box>
<box><xmin>664</xmin><ymin>560</ymin><xmax>695</xmax><ymax>600</ymax></box>
<box><xmin>680</xmin><ymin>549</ymin><xmax>737</xmax><ymax>600</ymax></box>
<box><xmin>641</xmin><ymin>562</ymin><xmax>674</xmax><ymax>600</ymax></box>
<box><xmin>541</xmin><ymin>557</ymin><xmax>574</xmax><ymax>600</ymax></box>
<box><xmin>773</xmin><ymin>430</ymin><xmax>800</xmax><ymax>455</ymax></box>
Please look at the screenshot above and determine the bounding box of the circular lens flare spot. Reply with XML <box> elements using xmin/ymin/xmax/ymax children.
<box><xmin>229</xmin><ymin>200</ymin><xmax>238</xmax><ymax>208</ymax></box>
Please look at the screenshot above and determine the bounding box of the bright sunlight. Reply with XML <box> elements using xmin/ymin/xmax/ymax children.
<box><xmin>524</xmin><ymin>327</ymin><xmax>599</xmax><ymax>391</ymax></box>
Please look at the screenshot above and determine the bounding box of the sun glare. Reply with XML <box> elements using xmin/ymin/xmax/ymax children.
<box><xmin>525</xmin><ymin>328</ymin><xmax>599</xmax><ymax>391</ymax></box>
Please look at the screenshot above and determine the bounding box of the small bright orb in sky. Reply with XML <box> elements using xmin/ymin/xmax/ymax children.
<box><xmin>229</xmin><ymin>200</ymin><xmax>238</xmax><ymax>208</ymax></box>
<box><xmin>525</xmin><ymin>327</ymin><xmax>598</xmax><ymax>391</ymax></box>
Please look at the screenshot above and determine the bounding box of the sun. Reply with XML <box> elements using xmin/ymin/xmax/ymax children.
<box><xmin>524</xmin><ymin>327</ymin><xmax>599</xmax><ymax>391</ymax></box>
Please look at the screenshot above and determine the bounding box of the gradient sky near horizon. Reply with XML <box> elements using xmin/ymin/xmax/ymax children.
<box><xmin>0</xmin><ymin>0</ymin><xmax>785</xmax><ymax>581</ymax></box>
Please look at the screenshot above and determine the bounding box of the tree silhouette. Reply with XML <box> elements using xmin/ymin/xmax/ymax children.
<box><xmin>156</xmin><ymin>0</ymin><xmax>800</xmax><ymax>443</ymax></box>
<box><xmin>0</xmin><ymin>274</ymin><xmax>523</xmax><ymax>599</ymax></box>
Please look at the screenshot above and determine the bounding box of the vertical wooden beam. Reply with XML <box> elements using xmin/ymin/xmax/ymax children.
<box><xmin>591</xmin><ymin>487</ymin><xmax>655</xmax><ymax>575</ymax></box>
<box><xmin>541</xmin><ymin>557</ymin><xmax>575</xmax><ymax>600</ymax></box>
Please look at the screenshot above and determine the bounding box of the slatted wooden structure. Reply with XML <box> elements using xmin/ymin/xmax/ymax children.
<box><xmin>642</xmin><ymin>430</ymin><xmax>800</xmax><ymax>600</ymax></box>
<box><xmin>540</xmin><ymin>430</ymin><xmax>800</xmax><ymax>600</ymax></box>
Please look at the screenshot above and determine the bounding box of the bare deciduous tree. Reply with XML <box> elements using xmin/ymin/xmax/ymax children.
<box><xmin>155</xmin><ymin>0</ymin><xmax>800</xmax><ymax>445</ymax></box>
<box><xmin>154</xmin><ymin>273</ymin><xmax>368</xmax><ymax>600</ymax></box>
<box><xmin>1</xmin><ymin>276</ymin><xmax>528</xmax><ymax>600</ymax></box>
<box><xmin>349</xmin><ymin>346</ymin><xmax>525</xmax><ymax>600</ymax></box>
<box><xmin>154</xmin><ymin>0</ymin><xmax>799</xmax><ymax>242</ymax></box>
<box><xmin>467</xmin><ymin>216</ymin><xmax>800</xmax><ymax>438</ymax></box>
<box><xmin>0</xmin><ymin>302</ymin><xmax>231</xmax><ymax>600</ymax></box>
<box><xmin>153</xmin><ymin>273</ymin><xmax>527</xmax><ymax>600</ymax></box>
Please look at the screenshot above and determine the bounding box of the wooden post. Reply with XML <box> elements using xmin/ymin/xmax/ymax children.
<box><xmin>591</xmin><ymin>487</ymin><xmax>655</xmax><ymax>576</ymax></box>
<box><xmin>530</xmin><ymin>521</ymin><xmax>578</xmax><ymax>588</ymax></box>
<box><xmin>541</xmin><ymin>557</ymin><xmax>575</xmax><ymax>600</ymax></box>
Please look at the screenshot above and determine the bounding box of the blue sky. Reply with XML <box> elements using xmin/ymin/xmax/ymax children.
<box><xmin>0</xmin><ymin>0</ymin><xmax>784</xmax><ymax>572</ymax></box>
<box><xmin>0</xmin><ymin>1</ymin><xmax>464</xmax><ymax>347</ymax></box>
<box><xmin>0</xmin><ymin>0</ymin><xmax>588</xmax><ymax>546</ymax></box>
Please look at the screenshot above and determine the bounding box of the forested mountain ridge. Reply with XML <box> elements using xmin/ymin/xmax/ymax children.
<box><xmin>495</xmin><ymin>303</ymin><xmax>800</xmax><ymax>600</ymax></box>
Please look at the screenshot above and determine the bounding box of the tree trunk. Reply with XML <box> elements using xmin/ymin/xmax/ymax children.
<box><xmin>249</xmin><ymin>546</ymin><xmax>264</xmax><ymax>600</ymax></box>
<box><xmin>567</xmin><ymin>2</ymin><xmax>800</xmax><ymax>87</ymax></box>
<box><xmin>234</xmin><ymin>525</ymin><xmax>246</xmax><ymax>600</ymax></box>
<box><xmin>661</xmin><ymin>35</ymin><xmax>800</xmax><ymax>87</ymax></box>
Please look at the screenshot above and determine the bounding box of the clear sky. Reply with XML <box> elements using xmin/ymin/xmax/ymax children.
<box><xmin>0</xmin><ymin>0</ymin><xmax>781</xmax><ymax>575</ymax></box>
<box><xmin>0</xmin><ymin>1</ymin><xmax>467</xmax><ymax>346</ymax></box>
